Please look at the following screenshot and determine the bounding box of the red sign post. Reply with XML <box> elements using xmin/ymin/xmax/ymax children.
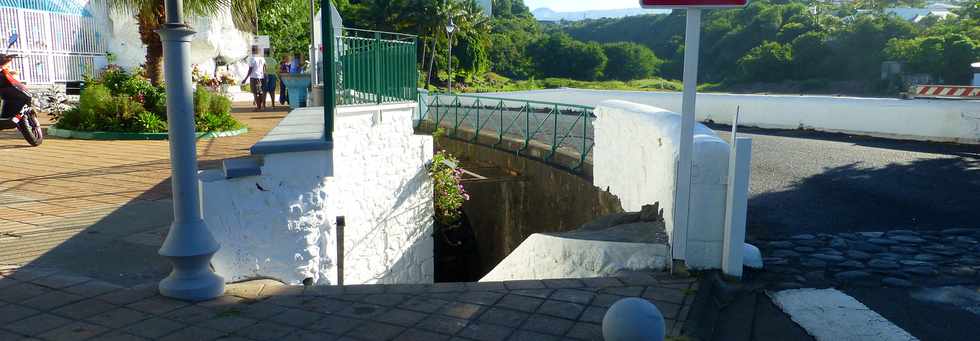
<box><xmin>637</xmin><ymin>0</ymin><xmax>747</xmax><ymax>272</ymax></box>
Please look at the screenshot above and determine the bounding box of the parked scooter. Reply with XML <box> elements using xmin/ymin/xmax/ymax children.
<box><xmin>0</xmin><ymin>33</ymin><xmax>43</xmax><ymax>146</ymax></box>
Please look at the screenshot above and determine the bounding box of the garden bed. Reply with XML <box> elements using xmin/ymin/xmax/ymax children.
<box><xmin>47</xmin><ymin>65</ymin><xmax>246</xmax><ymax>137</ymax></box>
<box><xmin>46</xmin><ymin>126</ymin><xmax>248</xmax><ymax>140</ymax></box>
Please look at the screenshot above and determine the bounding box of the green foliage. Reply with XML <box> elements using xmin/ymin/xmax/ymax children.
<box><xmin>53</xmin><ymin>66</ymin><xmax>243</xmax><ymax>133</ymax></box>
<box><xmin>258</xmin><ymin>0</ymin><xmax>317</xmax><ymax>56</ymax></box>
<box><xmin>527</xmin><ymin>33</ymin><xmax>608</xmax><ymax>80</ymax></box>
<box><xmin>429</xmin><ymin>147</ymin><xmax>469</xmax><ymax>226</ymax></box>
<box><xmin>602</xmin><ymin>42</ymin><xmax>662</xmax><ymax>81</ymax></box>
<box><xmin>193</xmin><ymin>86</ymin><xmax>213</xmax><ymax>119</ymax></box>
<box><xmin>737</xmin><ymin>41</ymin><xmax>794</xmax><ymax>82</ymax></box>
<box><xmin>886</xmin><ymin>33</ymin><xmax>980</xmax><ymax>85</ymax></box>
<box><xmin>135</xmin><ymin>111</ymin><xmax>167</xmax><ymax>133</ymax></box>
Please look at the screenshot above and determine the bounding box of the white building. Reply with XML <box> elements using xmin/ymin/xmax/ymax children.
<box><xmin>885</xmin><ymin>3</ymin><xmax>959</xmax><ymax>22</ymax></box>
<box><xmin>0</xmin><ymin>0</ymin><xmax>251</xmax><ymax>85</ymax></box>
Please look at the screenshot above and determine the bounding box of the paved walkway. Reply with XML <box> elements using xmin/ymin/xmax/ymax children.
<box><xmin>0</xmin><ymin>265</ymin><xmax>697</xmax><ymax>340</ymax></box>
<box><xmin>0</xmin><ymin>105</ymin><xmax>288</xmax><ymax>285</ymax></box>
<box><xmin>0</xmin><ymin>105</ymin><xmax>700</xmax><ymax>340</ymax></box>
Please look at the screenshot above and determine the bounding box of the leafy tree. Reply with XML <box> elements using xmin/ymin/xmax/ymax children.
<box><xmin>887</xmin><ymin>33</ymin><xmax>980</xmax><ymax>84</ymax></box>
<box><xmin>790</xmin><ymin>31</ymin><xmax>829</xmax><ymax>79</ymax></box>
<box><xmin>107</xmin><ymin>0</ymin><xmax>255</xmax><ymax>85</ymax></box>
<box><xmin>257</xmin><ymin>0</ymin><xmax>317</xmax><ymax>58</ymax></box>
<box><xmin>527</xmin><ymin>33</ymin><xmax>607</xmax><ymax>80</ymax></box>
<box><xmin>602</xmin><ymin>42</ymin><xmax>662</xmax><ymax>81</ymax></box>
<box><xmin>737</xmin><ymin>41</ymin><xmax>793</xmax><ymax>82</ymax></box>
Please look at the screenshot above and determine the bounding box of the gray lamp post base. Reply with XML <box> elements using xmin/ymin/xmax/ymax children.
<box><xmin>159</xmin><ymin>253</ymin><xmax>224</xmax><ymax>301</ymax></box>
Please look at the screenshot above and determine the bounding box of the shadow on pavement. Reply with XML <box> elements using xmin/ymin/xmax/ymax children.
<box><xmin>748</xmin><ymin>156</ymin><xmax>980</xmax><ymax>239</ymax></box>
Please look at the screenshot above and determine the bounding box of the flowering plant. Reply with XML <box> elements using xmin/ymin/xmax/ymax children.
<box><xmin>429</xmin><ymin>149</ymin><xmax>470</xmax><ymax>226</ymax></box>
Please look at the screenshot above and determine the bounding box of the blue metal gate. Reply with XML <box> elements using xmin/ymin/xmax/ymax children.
<box><xmin>0</xmin><ymin>0</ymin><xmax>108</xmax><ymax>84</ymax></box>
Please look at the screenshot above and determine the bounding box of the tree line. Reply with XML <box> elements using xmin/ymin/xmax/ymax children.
<box><xmin>265</xmin><ymin>0</ymin><xmax>979</xmax><ymax>94</ymax></box>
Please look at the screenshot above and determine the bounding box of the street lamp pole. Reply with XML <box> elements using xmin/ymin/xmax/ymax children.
<box><xmin>157</xmin><ymin>0</ymin><xmax>224</xmax><ymax>301</ymax></box>
<box><xmin>445</xmin><ymin>17</ymin><xmax>456</xmax><ymax>93</ymax></box>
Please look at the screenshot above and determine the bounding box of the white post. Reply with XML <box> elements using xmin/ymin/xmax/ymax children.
<box><xmin>673</xmin><ymin>8</ymin><xmax>701</xmax><ymax>264</ymax></box>
<box><xmin>723</xmin><ymin>135</ymin><xmax>752</xmax><ymax>278</ymax></box>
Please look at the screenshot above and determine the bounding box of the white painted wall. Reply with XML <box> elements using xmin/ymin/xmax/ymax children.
<box><xmin>104</xmin><ymin>7</ymin><xmax>252</xmax><ymax>78</ymax></box>
<box><xmin>484</xmin><ymin>89</ymin><xmax>980</xmax><ymax>144</ymax></box>
<box><xmin>593</xmin><ymin>100</ymin><xmax>730</xmax><ymax>269</ymax></box>
<box><xmin>480</xmin><ymin>234</ymin><xmax>669</xmax><ymax>281</ymax></box>
<box><xmin>200</xmin><ymin>103</ymin><xmax>435</xmax><ymax>285</ymax></box>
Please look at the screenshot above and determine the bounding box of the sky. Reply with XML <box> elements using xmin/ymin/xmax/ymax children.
<box><xmin>523</xmin><ymin>0</ymin><xmax>642</xmax><ymax>12</ymax></box>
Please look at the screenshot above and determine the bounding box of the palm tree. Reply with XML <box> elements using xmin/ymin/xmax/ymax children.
<box><xmin>107</xmin><ymin>0</ymin><xmax>257</xmax><ymax>85</ymax></box>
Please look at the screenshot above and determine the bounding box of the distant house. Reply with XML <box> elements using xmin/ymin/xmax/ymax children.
<box><xmin>885</xmin><ymin>3</ymin><xmax>959</xmax><ymax>22</ymax></box>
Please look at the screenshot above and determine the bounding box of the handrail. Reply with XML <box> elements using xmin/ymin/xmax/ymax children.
<box><xmin>417</xmin><ymin>92</ymin><xmax>595</xmax><ymax>173</ymax></box>
<box><xmin>343</xmin><ymin>27</ymin><xmax>418</xmax><ymax>40</ymax></box>
<box><xmin>449</xmin><ymin>93</ymin><xmax>596</xmax><ymax>110</ymax></box>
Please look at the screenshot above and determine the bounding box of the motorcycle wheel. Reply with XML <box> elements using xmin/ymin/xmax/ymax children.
<box><xmin>15</xmin><ymin>110</ymin><xmax>43</xmax><ymax>146</ymax></box>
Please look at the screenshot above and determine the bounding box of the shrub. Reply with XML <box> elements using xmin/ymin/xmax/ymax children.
<box><xmin>430</xmin><ymin>150</ymin><xmax>469</xmax><ymax>226</ymax></box>
<box><xmin>53</xmin><ymin>66</ymin><xmax>244</xmax><ymax>133</ymax></box>
<box><xmin>135</xmin><ymin>111</ymin><xmax>167</xmax><ymax>133</ymax></box>
<box><xmin>193</xmin><ymin>86</ymin><xmax>212</xmax><ymax>119</ymax></box>
<box><xmin>429</xmin><ymin>129</ymin><xmax>470</xmax><ymax>226</ymax></box>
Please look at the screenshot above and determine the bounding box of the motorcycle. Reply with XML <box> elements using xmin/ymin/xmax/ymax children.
<box><xmin>0</xmin><ymin>33</ymin><xmax>43</xmax><ymax>146</ymax></box>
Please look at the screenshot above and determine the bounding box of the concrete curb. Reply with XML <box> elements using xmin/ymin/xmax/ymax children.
<box><xmin>46</xmin><ymin>127</ymin><xmax>249</xmax><ymax>140</ymax></box>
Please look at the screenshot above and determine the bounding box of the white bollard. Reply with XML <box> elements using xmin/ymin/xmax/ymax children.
<box><xmin>602</xmin><ymin>297</ymin><xmax>666</xmax><ymax>341</ymax></box>
<box><xmin>722</xmin><ymin>136</ymin><xmax>753</xmax><ymax>278</ymax></box>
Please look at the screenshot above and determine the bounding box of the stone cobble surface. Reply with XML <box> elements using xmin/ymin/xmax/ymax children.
<box><xmin>0</xmin><ymin>266</ymin><xmax>698</xmax><ymax>341</ymax></box>
<box><xmin>753</xmin><ymin>228</ymin><xmax>980</xmax><ymax>288</ymax></box>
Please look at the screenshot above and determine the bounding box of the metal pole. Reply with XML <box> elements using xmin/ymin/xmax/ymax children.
<box><xmin>157</xmin><ymin>0</ymin><xmax>224</xmax><ymax>301</ymax></box>
<box><xmin>673</xmin><ymin>8</ymin><xmax>701</xmax><ymax>266</ymax></box>
<box><xmin>447</xmin><ymin>33</ymin><xmax>452</xmax><ymax>93</ymax></box>
<box><xmin>309</xmin><ymin>0</ymin><xmax>317</xmax><ymax>85</ymax></box>
<box><xmin>323</xmin><ymin>0</ymin><xmax>335</xmax><ymax>140</ymax></box>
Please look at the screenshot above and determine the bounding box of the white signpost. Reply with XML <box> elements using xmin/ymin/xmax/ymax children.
<box><xmin>640</xmin><ymin>0</ymin><xmax>748</xmax><ymax>267</ymax></box>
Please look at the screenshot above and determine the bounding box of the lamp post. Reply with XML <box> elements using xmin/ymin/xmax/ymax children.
<box><xmin>445</xmin><ymin>17</ymin><xmax>457</xmax><ymax>93</ymax></box>
<box><xmin>157</xmin><ymin>0</ymin><xmax>224</xmax><ymax>301</ymax></box>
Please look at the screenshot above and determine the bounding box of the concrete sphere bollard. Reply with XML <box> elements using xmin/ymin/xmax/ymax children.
<box><xmin>602</xmin><ymin>297</ymin><xmax>666</xmax><ymax>341</ymax></box>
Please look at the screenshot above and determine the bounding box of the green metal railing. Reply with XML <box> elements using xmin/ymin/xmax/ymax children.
<box><xmin>418</xmin><ymin>92</ymin><xmax>596</xmax><ymax>171</ymax></box>
<box><xmin>334</xmin><ymin>28</ymin><xmax>418</xmax><ymax>105</ymax></box>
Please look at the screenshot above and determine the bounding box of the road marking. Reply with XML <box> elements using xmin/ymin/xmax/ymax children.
<box><xmin>769</xmin><ymin>288</ymin><xmax>918</xmax><ymax>341</ymax></box>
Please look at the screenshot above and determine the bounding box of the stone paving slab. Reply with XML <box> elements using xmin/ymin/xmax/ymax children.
<box><xmin>0</xmin><ymin>265</ymin><xmax>698</xmax><ymax>340</ymax></box>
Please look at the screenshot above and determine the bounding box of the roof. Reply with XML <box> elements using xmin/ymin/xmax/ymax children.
<box><xmin>0</xmin><ymin>0</ymin><xmax>91</xmax><ymax>16</ymax></box>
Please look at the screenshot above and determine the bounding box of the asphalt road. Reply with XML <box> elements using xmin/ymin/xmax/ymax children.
<box><xmin>429</xmin><ymin>90</ymin><xmax>980</xmax><ymax>239</ymax></box>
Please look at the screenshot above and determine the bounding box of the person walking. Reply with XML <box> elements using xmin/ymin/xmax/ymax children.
<box><xmin>241</xmin><ymin>46</ymin><xmax>266</xmax><ymax>111</ymax></box>
<box><xmin>278</xmin><ymin>55</ymin><xmax>290</xmax><ymax>106</ymax></box>
<box><xmin>263</xmin><ymin>71</ymin><xmax>278</xmax><ymax>108</ymax></box>
<box><xmin>289</xmin><ymin>53</ymin><xmax>303</xmax><ymax>74</ymax></box>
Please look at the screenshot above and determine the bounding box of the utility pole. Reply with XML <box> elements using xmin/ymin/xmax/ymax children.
<box><xmin>157</xmin><ymin>0</ymin><xmax>224</xmax><ymax>301</ymax></box>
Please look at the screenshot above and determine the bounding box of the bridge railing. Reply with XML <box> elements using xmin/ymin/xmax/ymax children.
<box><xmin>417</xmin><ymin>92</ymin><xmax>595</xmax><ymax>172</ymax></box>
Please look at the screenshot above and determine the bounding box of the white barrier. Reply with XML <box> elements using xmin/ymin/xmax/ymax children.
<box><xmin>201</xmin><ymin>104</ymin><xmax>435</xmax><ymax>285</ymax></box>
<box><xmin>593</xmin><ymin>100</ymin><xmax>731</xmax><ymax>269</ymax></box>
<box><xmin>485</xmin><ymin>89</ymin><xmax>980</xmax><ymax>144</ymax></box>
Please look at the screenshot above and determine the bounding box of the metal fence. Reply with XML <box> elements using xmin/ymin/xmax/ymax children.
<box><xmin>334</xmin><ymin>28</ymin><xmax>417</xmax><ymax>105</ymax></box>
<box><xmin>418</xmin><ymin>92</ymin><xmax>595</xmax><ymax>171</ymax></box>
<box><xmin>0</xmin><ymin>0</ymin><xmax>108</xmax><ymax>84</ymax></box>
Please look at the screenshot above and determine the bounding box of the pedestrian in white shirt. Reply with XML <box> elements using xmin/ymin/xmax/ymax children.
<box><xmin>241</xmin><ymin>46</ymin><xmax>267</xmax><ymax>111</ymax></box>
